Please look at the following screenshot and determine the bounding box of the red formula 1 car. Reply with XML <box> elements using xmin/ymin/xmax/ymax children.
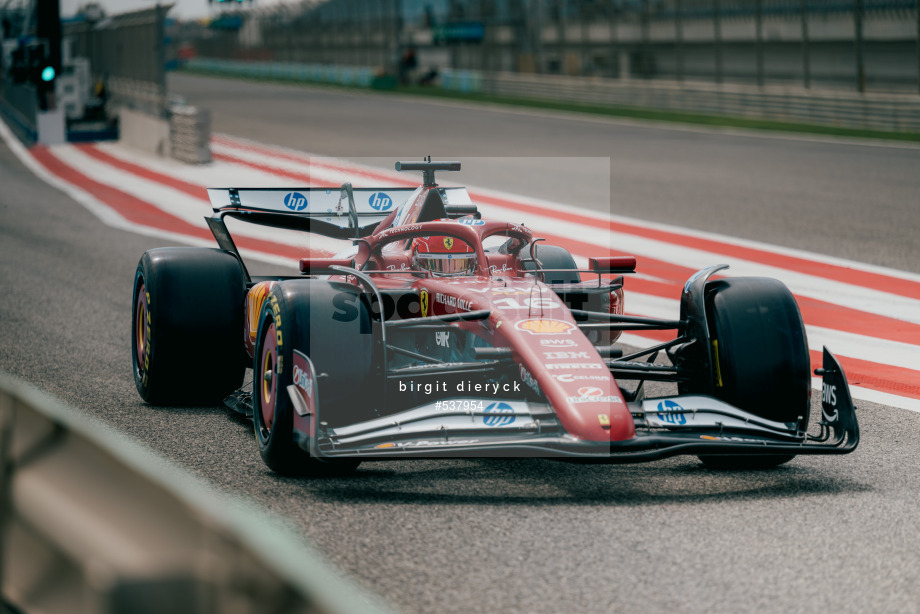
<box><xmin>132</xmin><ymin>160</ymin><xmax>858</xmax><ymax>475</ymax></box>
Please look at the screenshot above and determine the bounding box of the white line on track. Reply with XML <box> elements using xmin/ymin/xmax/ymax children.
<box><xmin>48</xmin><ymin>145</ymin><xmax>344</xmax><ymax>256</ymax></box>
<box><xmin>95</xmin><ymin>141</ymin><xmax>294</xmax><ymax>188</ymax></box>
<box><xmin>210</xmin><ymin>142</ymin><xmax>378</xmax><ymax>187</ymax></box>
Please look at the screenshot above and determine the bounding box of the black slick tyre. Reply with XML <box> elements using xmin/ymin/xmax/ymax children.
<box><xmin>527</xmin><ymin>244</ymin><xmax>580</xmax><ymax>284</ymax></box>
<box><xmin>696</xmin><ymin>277</ymin><xmax>810</xmax><ymax>470</ymax></box>
<box><xmin>132</xmin><ymin>248</ymin><xmax>246</xmax><ymax>405</ymax></box>
<box><xmin>252</xmin><ymin>280</ymin><xmax>374</xmax><ymax>476</ymax></box>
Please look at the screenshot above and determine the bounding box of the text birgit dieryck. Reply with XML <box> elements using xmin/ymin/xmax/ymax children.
<box><xmin>398</xmin><ymin>380</ymin><xmax>522</xmax><ymax>395</ymax></box>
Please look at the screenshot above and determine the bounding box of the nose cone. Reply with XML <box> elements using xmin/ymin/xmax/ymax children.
<box><xmin>474</xmin><ymin>284</ymin><xmax>636</xmax><ymax>443</ymax></box>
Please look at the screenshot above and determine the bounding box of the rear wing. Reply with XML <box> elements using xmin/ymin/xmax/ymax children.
<box><xmin>206</xmin><ymin>184</ymin><xmax>420</xmax><ymax>240</ymax></box>
<box><xmin>205</xmin><ymin>163</ymin><xmax>475</xmax><ymax>281</ymax></box>
<box><xmin>206</xmin><ymin>183</ymin><xmax>476</xmax><ymax>240</ymax></box>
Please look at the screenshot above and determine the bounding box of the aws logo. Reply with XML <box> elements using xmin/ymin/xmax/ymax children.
<box><xmin>283</xmin><ymin>192</ymin><xmax>308</xmax><ymax>211</ymax></box>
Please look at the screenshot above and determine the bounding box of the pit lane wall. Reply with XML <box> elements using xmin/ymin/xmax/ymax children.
<box><xmin>0</xmin><ymin>370</ymin><xmax>395</xmax><ymax>614</ymax></box>
<box><xmin>186</xmin><ymin>57</ymin><xmax>920</xmax><ymax>133</ymax></box>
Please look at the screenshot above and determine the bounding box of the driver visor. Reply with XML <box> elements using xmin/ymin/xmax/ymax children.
<box><xmin>415</xmin><ymin>253</ymin><xmax>476</xmax><ymax>275</ymax></box>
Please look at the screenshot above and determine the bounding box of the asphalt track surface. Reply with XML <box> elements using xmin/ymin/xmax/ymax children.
<box><xmin>1</xmin><ymin>73</ymin><xmax>919</xmax><ymax>613</ymax></box>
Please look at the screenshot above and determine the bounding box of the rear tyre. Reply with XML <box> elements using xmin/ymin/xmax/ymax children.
<box><xmin>252</xmin><ymin>280</ymin><xmax>374</xmax><ymax>475</ymax></box>
<box><xmin>132</xmin><ymin>248</ymin><xmax>246</xmax><ymax>405</ymax></box>
<box><xmin>527</xmin><ymin>244</ymin><xmax>580</xmax><ymax>284</ymax></box>
<box><xmin>694</xmin><ymin>277</ymin><xmax>810</xmax><ymax>470</ymax></box>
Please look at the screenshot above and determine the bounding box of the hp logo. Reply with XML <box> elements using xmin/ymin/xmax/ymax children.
<box><xmin>283</xmin><ymin>192</ymin><xmax>308</xmax><ymax>212</ymax></box>
<box><xmin>483</xmin><ymin>402</ymin><xmax>515</xmax><ymax>427</ymax></box>
<box><xmin>369</xmin><ymin>192</ymin><xmax>393</xmax><ymax>211</ymax></box>
<box><xmin>656</xmin><ymin>399</ymin><xmax>687</xmax><ymax>425</ymax></box>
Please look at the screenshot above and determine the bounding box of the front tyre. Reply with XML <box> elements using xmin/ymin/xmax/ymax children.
<box><xmin>132</xmin><ymin>248</ymin><xmax>246</xmax><ymax>405</ymax></box>
<box><xmin>253</xmin><ymin>297</ymin><xmax>306</xmax><ymax>475</ymax></box>
<box><xmin>695</xmin><ymin>277</ymin><xmax>810</xmax><ymax>470</ymax></box>
<box><xmin>252</xmin><ymin>282</ymin><xmax>365</xmax><ymax>476</ymax></box>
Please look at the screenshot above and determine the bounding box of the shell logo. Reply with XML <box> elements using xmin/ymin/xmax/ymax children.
<box><xmin>515</xmin><ymin>319</ymin><xmax>575</xmax><ymax>335</ymax></box>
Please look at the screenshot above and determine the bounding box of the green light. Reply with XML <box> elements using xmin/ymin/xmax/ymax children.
<box><xmin>41</xmin><ymin>66</ymin><xmax>55</xmax><ymax>82</ymax></box>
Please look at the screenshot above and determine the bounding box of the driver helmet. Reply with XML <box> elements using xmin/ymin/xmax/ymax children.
<box><xmin>411</xmin><ymin>235</ymin><xmax>476</xmax><ymax>277</ymax></box>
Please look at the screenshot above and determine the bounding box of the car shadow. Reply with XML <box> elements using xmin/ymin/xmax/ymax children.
<box><xmin>135</xmin><ymin>402</ymin><xmax>868</xmax><ymax>507</ymax></box>
<box><xmin>297</xmin><ymin>456</ymin><xmax>869</xmax><ymax>507</ymax></box>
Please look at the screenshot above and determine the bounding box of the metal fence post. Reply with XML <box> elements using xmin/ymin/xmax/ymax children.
<box><xmin>609</xmin><ymin>0</ymin><xmax>619</xmax><ymax>78</ymax></box>
<box><xmin>581</xmin><ymin>2</ymin><xmax>589</xmax><ymax>76</ymax></box>
<box><xmin>480</xmin><ymin>0</ymin><xmax>488</xmax><ymax>72</ymax></box>
<box><xmin>156</xmin><ymin>3</ymin><xmax>166</xmax><ymax>116</ymax></box>
<box><xmin>714</xmin><ymin>0</ymin><xmax>723</xmax><ymax>84</ymax></box>
<box><xmin>855</xmin><ymin>0</ymin><xmax>865</xmax><ymax>92</ymax></box>
<box><xmin>392</xmin><ymin>0</ymin><xmax>401</xmax><ymax>74</ymax></box>
<box><xmin>534</xmin><ymin>0</ymin><xmax>545</xmax><ymax>74</ymax></box>
<box><xmin>756</xmin><ymin>0</ymin><xmax>764</xmax><ymax>86</ymax></box>
<box><xmin>802</xmin><ymin>0</ymin><xmax>810</xmax><ymax>88</ymax></box>
<box><xmin>555</xmin><ymin>0</ymin><xmax>566</xmax><ymax>73</ymax></box>
<box><xmin>641</xmin><ymin>0</ymin><xmax>650</xmax><ymax>77</ymax></box>
<box><xmin>676</xmin><ymin>0</ymin><xmax>684</xmax><ymax>82</ymax></box>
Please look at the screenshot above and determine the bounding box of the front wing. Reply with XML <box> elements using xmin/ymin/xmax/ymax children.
<box><xmin>288</xmin><ymin>348</ymin><xmax>858</xmax><ymax>463</ymax></box>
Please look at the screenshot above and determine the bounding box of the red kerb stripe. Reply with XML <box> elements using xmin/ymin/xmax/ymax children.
<box><xmin>30</xmin><ymin>146</ymin><xmax>327</xmax><ymax>261</ymax></box>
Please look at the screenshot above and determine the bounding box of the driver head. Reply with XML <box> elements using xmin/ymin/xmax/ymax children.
<box><xmin>411</xmin><ymin>235</ymin><xmax>477</xmax><ymax>277</ymax></box>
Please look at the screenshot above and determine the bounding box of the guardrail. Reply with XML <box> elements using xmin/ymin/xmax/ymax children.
<box><xmin>480</xmin><ymin>72</ymin><xmax>920</xmax><ymax>133</ymax></box>
<box><xmin>0</xmin><ymin>370</ymin><xmax>396</xmax><ymax>614</ymax></box>
<box><xmin>186</xmin><ymin>57</ymin><xmax>920</xmax><ymax>133</ymax></box>
<box><xmin>65</xmin><ymin>6</ymin><xmax>169</xmax><ymax>116</ymax></box>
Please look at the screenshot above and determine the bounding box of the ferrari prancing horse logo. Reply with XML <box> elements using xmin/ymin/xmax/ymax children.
<box><xmin>420</xmin><ymin>288</ymin><xmax>429</xmax><ymax>317</ymax></box>
<box><xmin>443</xmin><ymin>237</ymin><xmax>454</xmax><ymax>250</ymax></box>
